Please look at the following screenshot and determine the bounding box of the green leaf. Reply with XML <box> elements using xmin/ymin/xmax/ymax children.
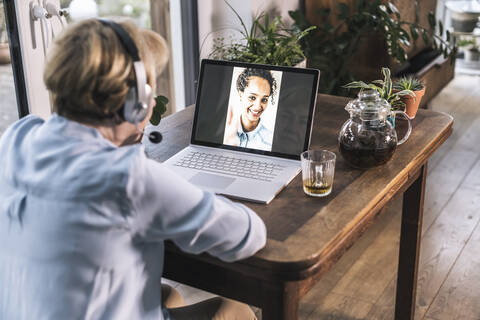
<box><xmin>382</xmin><ymin>67</ymin><xmax>392</xmax><ymax>96</ymax></box>
<box><xmin>387</xmin><ymin>2</ymin><xmax>400</xmax><ymax>19</ymax></box>
<box><xmin>338</xmin><ymin>2</ymin><xmax>350</xmax><ymax>19</ymax></box>
<box><xmin>400</xmin><ymin>38</ymin><xmax>410</xmax><ymax>47</ymax></box>
<box><xmin>223</xmin><ymin>0</ymin><xmax>249</xmax><ymax>38</ymax></box>
<box><xmin>342</xmin><ymin>81</ymin><xmax>371</xmax><ymax>90</ymax></box>
<box><xmin>396</xmin><ymin>89</ymin><xmax>415</xmax><ymax>97</ymax></box>
<box><xmin>150</xmin><ymin>110</ymin><xmax>161</xmax><ymax>126</ymax></box>
<box><xmin>410</xmin><ymin>26</ymin><xmax>419</xmax><ymax>41</ymax></box>
<box><xmin>378</xmin><ymin>4</ymin><xmax>388</xmax><ymax>14</ymax></box>
<box><xmin>150</xmin><ymin>95</ymin><xmax>168</xmax><ymax>126</ymax></box>
<box><xmin>428</xmin><ymin>12</ymin><xmax>436</xmax><ymax>29</ymax></box>
<box><xmin>356</xmin><ymin>0</ymin><xmax>366</xmax><ymax>11</ymax></box>
<box><xmin>421</xmin><ymin>29</ymin><xmax>430</xmax><ymax>45</ymax></box>
<box><xmin>368</xmin><ymin>84</ymin><xmax>382</xmax><ymax>92</ymax></box>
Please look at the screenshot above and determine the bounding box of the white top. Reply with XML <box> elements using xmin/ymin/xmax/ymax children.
<box><xmin>237</xmin><ymin>118</ymin><xmax>273</xmax><ymax>151</ymax></box>
<box><xmin>0</xmin><ymin>114</ymin><xmax>266</xmax><ymax>320</ymax></box>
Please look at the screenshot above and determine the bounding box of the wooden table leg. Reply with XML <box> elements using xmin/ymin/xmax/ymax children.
<box><xmin>261</xmin><ymin>281</ymin><xmax>300</xmax><ymax>320</ymax></box>
<box><xmin>395</xmin><ymin>164</ymin><xmax>427</xmax><ymax>320</ymax></box>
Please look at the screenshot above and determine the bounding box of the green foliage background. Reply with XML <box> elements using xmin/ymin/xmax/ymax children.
<box><xmin>290</xmin><ymin>0</ymin><xmax>456</xmax><ymax>96</ymax></box>
<box><xmin>209</xmin><ymin>1</ymin><xmax>315</xmax><ymax>67</ymax></box>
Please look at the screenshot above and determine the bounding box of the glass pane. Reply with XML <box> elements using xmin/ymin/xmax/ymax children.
<box><xmin>60</xmin><ymin>0</ymin><xmax>151</xmax><ymax>28</ymax></box>
<box><xmin>58</xmin><ymin>0</ymin><xmax>175</xmax><ymax>115</ymax></box>
<box><xmin>0</xmin><ymin>1</ymin><xmax>19</xmax><ymax>135</ymax></box>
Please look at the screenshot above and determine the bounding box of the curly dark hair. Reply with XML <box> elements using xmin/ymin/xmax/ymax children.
<box><xmin>236</xmin><ymin>68</ymin><xmax>277</xmax><ymax>104</ymax></box>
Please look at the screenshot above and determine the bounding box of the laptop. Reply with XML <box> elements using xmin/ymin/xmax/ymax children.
<box><xmin>165</xmin><ymin>59</ymin><xmax>320</xmax><ymax>204</ymax></box>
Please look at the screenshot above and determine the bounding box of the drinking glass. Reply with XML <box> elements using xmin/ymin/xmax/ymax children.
<box><xmin>301</xmin><ymin>150</ymin><xmax>336</xmax><ymax>197</ymax></box>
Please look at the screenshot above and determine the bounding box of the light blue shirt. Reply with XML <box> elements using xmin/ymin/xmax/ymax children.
<box><xmin>0</xmin><ymin>114</ymin><xmax>266</xmax><ymax>320</ymax></box>
<box><xmin>237</xmin><ymin>119</ymin><xmax>273</xmax><ymax>151</ymax></box>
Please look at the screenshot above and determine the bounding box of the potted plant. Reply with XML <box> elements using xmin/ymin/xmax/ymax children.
<box><xmin>343</xmin><ymin>67</ymin><xmax>414</xmax><ymax>110</ymax></box>
<box><xmin>466</xmin><ymin>46</ymin><xmax>480</xmax><ymax>62</ymax></box>
<box><xmin>290</xmin><ymin>1</ymin><xmax>457</xmax><ymax>95</ymax></box>
<box><xmin>208</xmin><ymin>1</ymin><xmax>315</xmax><ymax>67</ymax></box>
<box><xmin>0</xmin><ymin>2</ymin><xmax>10</xmax><ymax>65</ymax></box>
<box><xmin>458</xmin><ymin>38</ymin><xmax>480</xmax><ymax>62</ymax></box>
<box><xmin>393</xmin><ymin>76</ymin><xmax>425</xmax><ymax>119</ymax></box>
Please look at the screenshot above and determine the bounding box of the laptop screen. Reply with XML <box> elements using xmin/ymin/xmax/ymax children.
<box><xmin>191</xmin><ymin>60</ymin><xmax>320</xmax><ymax>160</ymax></box>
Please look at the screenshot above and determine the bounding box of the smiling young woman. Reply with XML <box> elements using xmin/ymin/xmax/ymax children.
<box><xmin>223</xmin><ymin>68</ymin><xmax>277</xmax><ymax>151</ymax></box>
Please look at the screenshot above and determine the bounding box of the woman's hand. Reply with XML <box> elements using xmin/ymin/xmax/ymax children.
<box><xmin>223</xmin><ymin>105</ymin><xmax>240</xmax><ymax>146</ymax></box>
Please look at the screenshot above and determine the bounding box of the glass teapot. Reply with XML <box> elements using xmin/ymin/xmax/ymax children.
<box><xmin>338</xmin><ymin>90</ymin><xmax>412</xmax><ymax>169</ymax></box>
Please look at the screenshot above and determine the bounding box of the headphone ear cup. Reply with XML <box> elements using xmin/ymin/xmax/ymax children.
<box><xmin>123</xmin><ymin>87</ymin><xmax>149</xmax><ymax>124</ymax></box>
<box><xmin>145</xmin><ymin>84</ymin><xmax>153</xmax><ymax>106</ymax></box>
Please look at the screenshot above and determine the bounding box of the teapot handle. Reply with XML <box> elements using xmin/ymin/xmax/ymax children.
<box><xmin>393</xmin><ymin>111</ymin><xmax>412</xmax><ymax>145</ymax></box>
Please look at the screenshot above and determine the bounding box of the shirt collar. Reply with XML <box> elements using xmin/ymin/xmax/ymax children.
<box><xmin>49</xmin><ymin>113</ymin><xmax>118</xmax><ymax>148</ymax></box>
<box><xmin>238</xmin><ymin>116</ymin><xmax>264</xmax><ymax>137</ymax></box>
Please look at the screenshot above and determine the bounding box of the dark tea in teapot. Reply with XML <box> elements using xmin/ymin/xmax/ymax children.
<box><xmin>338</xmin><ymin>90</ymin><xmax>412</xmax><ymax>169</ymax></box>
<box><xmin>339</xmin><ymin>129</ymin><xmax>397</xmax><ymax>168</ymax></box>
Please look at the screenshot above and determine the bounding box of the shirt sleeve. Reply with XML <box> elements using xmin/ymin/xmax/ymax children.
<box><xmin>126</xmin><ymin>151</ymin><xmax>267</xmax><ymax>262</ymax></box>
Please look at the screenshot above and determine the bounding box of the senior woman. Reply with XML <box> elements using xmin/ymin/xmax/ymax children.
<box><xmin>0</xmin><ymin>19</ymin><xmax>265</xmax><ymax>320</ymax></box>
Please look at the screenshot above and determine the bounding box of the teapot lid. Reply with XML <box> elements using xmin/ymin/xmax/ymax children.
<box><xmin>345</xmin><ymin>90</ymin><xmax>391</xmax><ymax>121</ymax></box>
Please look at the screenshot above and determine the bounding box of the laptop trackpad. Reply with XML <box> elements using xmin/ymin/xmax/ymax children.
<box><xmin>189</xmin><ymin>172</ymin><xmax>235</xmax><ymax>189</ymax></box>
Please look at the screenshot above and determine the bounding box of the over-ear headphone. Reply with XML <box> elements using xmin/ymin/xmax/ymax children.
<box><xmin>98</xmin><ymin>19</ymin><xmax>152</xmax><ymax>124</ymax></box>
<box><xmin>98</xmin><ymin>19</ymin><xmax>162</xmax><ymax>144</ymax></box>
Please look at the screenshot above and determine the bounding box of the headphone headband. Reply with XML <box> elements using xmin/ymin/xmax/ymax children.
<box><xmin>97</xmin><ymin>19</ymin><xmax>151</xmax><ymax>124</ymax></box>
<box><xmin>98</xmin><ymin>19</ymin><xmax>140</xmax><ymax>61</ymax></box>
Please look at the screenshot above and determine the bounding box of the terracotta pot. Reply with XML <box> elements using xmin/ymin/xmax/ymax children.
<box><xmin>0</xmin><ymin>42</ymin><xmax>11</xmax><ymax>65</ymax></box>
<box><xmin>402</xmin><ymin>87</ymin><xmax>426</xmax><ymax>119</ymax></box>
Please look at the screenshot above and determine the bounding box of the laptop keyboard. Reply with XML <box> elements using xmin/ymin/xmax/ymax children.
<box><xmin>174</xmin><ymin>152</ymin><xmax>285</xmax><ymax>182</ymax></box>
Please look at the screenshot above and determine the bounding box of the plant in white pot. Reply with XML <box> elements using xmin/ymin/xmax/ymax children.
<box><xmin>0</xmin><ymin>2</ymin><xmax>10</xmax><ymax>65</ymax></box>
<box><xmin>208</xmin><ymin>1</ymin><xmax>315</xmax><ymax>67</ymax></box>
<box><xmin>458</xmin><ymin>38</ymin><xmax>480</xmax><ymax>62</ymax></box>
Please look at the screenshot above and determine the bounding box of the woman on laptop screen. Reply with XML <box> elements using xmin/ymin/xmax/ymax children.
<box><xmin>223</xmin><ymin>68</ymin><xmax>282</xmax><ymax>151</ymax></box>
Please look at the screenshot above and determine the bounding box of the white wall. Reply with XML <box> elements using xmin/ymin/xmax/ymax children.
<box><xmin>198</xmin><ymin>0</ymin><xmax>300</xmax><ymax>59</ymax></box>
<box><xmin>169</xmin><ymin>0</ymin><xmax>186</xmax><ymax>112</ymax></box>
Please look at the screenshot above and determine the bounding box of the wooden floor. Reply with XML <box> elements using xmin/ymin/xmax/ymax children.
<box><xmin>166</xmin><ymin>74</ymin><xmax>480</xmax><ymax>320</ymax></box>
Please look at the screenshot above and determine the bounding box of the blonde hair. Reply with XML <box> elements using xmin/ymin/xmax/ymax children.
<box><xmin>44</xmin><ymin>19</ymin><xmax>168</xmax><ymax>124</ymax></box>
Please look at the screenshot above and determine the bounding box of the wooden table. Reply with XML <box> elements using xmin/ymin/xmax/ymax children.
<box><xmin>145</xmin><ymin>94</ymin><xmax>453</xmax><ymax>320</ymax></box>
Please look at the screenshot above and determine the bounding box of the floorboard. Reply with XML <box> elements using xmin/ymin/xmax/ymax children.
<box><xmin>422</xmin><ymin>159</ymin><xmax>480</xmax><ymax>320</ymax></box>
<box><xmin>299</xmin><ymin>197</ymin><xmax>402</xmax><ymax>319</ymax></box>
<box><xmin>304</xmin><ymin>293</ymin><xmax>373</xmax><ymax>320</ymax></box>
<box><xmin>297</xmin><ymin>74</ymin><xmax>480</xmax><ymax>320</ymax></box>
<box><xmin>427</xmin><ymin>75</ymin><xmax>480</xmax><ymax>170</ymax></box>
<box><xmin>422</xmin><ymin>115</ymin><xmax>480</xmax><ymax>233</ymax></box>
<box><xmin>414</xmin><ymin>177</ymin><xmax>480</xmax><ymax>319</ymax></box>
<box><xmin>423</xmin><ymin>198</ymin><xmax>480</xmax><ymax>319</ymax></box>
